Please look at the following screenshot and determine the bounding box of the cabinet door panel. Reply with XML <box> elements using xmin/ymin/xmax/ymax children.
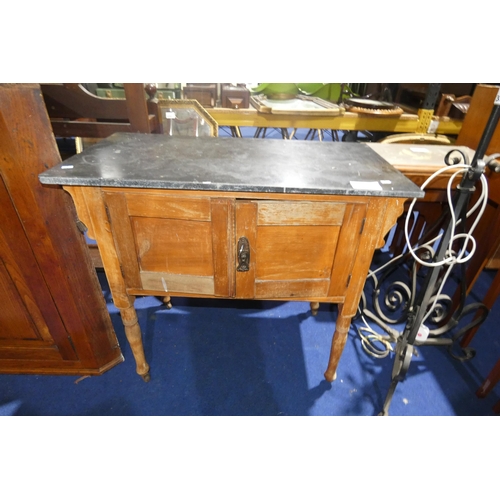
<box><xmin>133</xmin><ymin>217</ymin><xmax>214</xmax><ymax>276</ymax></box>
<box><xmin>107</xmin><ymin>191</ymin><xmax>232</xmax><ymax>297</ymax></box>
<box><xmin>256</xmin><ymin>225</ymin><xmax>341</xmax><ymax>280</ymax></box>
<box><xmin>235</xmin><ymin>200</ymin><xmax>352</xmax><ymax>299</ymax></box>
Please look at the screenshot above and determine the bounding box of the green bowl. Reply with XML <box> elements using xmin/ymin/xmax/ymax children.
<box><xmin>250</xmin><ymin>83</ymin><xmax>299</xmax><ymax>100</ymax></box>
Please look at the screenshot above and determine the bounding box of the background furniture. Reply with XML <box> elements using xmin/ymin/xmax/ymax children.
<box><xmin>0</xmin><ymin>84</ymin><xmax>123</xmax><ymax>375</ymax></box>
<box><xmin>41</xmin><ymin>83</ymin><xmax>160</xmax><ymax>138</ymax></box>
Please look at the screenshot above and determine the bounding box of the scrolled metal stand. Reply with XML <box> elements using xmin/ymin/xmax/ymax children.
<box><xmin>372</xmin><ymin>102</ymin><xmax>500</xmax><ymax>416</ymax></box>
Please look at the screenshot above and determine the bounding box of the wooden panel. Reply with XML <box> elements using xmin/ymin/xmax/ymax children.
<box><xmin>255</xmin><ymin>279</ymin><xmax>329</xmax><ymax>299</ymax></box>
<box><xmin>211</xmin><ymin>198</ymin><xmax>234</xmax><ymax>297</ymax></box>
<box><xmin>104</xmin><ymin>191</ymin><xmax>142</xmax><ymax>289</ymax></box>
<box><xmin>255</xmin><ymin>225</ymin><xmax>341</xmax><ymax>280</ymax></box>
<box><xmin>328</xmin><ymin>204</ymin><xmax>367</xmax><ymax>297</ymax></box>
<box><xmin>140</xmin><ymin>272</ymin><xmax>214</xmax><ymax>295</ymax></box>
<box><xmin>457</xmin><ymin>84</ymin><xmax>500</xmax><ymax>156</ymax></box>
<box><xmin>257</xmin><ymin>201</ymin><xmax>345</xmax><ymax>225</ymax></box>
<box><xmin>124</xmin><ymin>192</ymin><xmax>211</xmax><ymax>220</ymax></box>
<box><xmin>0</xmin><ymin>260</ymin><xmax>40</xmax><ymax>341</ymax></box>
<box><xmin>0</xmin><ymin>84</ymin><xmax>122</xmax><ymax>374</ymax></box>
<box><xmin>235</xmin><ymin>201</ymin><xmax>258</xmax><ymax>299</ymax></box>
<box><xmin>49</xmin><ymin>120</ymin><xmax>135</xmax><ymax>139</ymax></box>
<box><xmin>0</xmin><ymin>347</ymin><xmax>62</xmax><ymax>361</ymax></box>
<box><xmin>123</xmin><ymin>83</ymin><xmax>154</xmax><ymax>133</ymax></box>
<box><xmin>132</xmin><ymin>217</ymin><xmax>214</xmax><ymax>276</ymax></box>
<box><xmin>342</xmin><ymin>198</ymin><xmax>389</xmax><ymax>317</ymax></box>
<box><xmin>0</xmin><ymin>176</ymin><xmax>68</xmax><ymax>349</ymax></box>
<box><xmin>41</xmin><ymin>83</ymin><xmax>131</xmax><ymax>120</ymax></box>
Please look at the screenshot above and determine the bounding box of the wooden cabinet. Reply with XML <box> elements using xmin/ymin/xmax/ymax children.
<box><xmin>0</xmin><ymin>84</ymin><xmax>123</xmax><ymax>375</ymax></box>
<box><xmin>99</xmin><ymin>190</ymin><xmax>368</xmax><ymax>302</ymax></box>
<box><xmin>40</xmin><ymin>133</ymin><xmax>423</xmax><ymax>383</ymax></box>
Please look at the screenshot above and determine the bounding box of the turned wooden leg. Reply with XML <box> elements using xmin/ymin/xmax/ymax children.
<box><xmin>310</xmin><ymin>301</ymin><xmax>320</xmax><ymax>316</ymax></box>
<box><xmin>324</xmin><ymin>305</ymin><xmax>352</xmax><ymax>382</ymax></box>
<box><xmin>162</xmin><ymin>295</ymin><xmax>173</xmax><ymax>309</ymax></box>
<box><xmin>120</xmin><ymin>305</ymin><xmax>150</xmax><ymax>382</ymax></box>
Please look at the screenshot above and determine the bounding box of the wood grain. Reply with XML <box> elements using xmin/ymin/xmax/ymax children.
<box><xmin>257</xmin><ymin>201</ymin><xmax>345</xmax><ymax>225</ymax></box>
<box><xmin>256</xmin><ymin>225</ymin><xmax>340</xmax><ymax>280</ymax></box>
<box><xmin>0</xmin><ymin>84</ymin><xmax>122</xmax><ymax>374</ymax></box>
<box><xmin>140</xmin><ymin>272</ymin><xmax>215</xmax><ymax>295</ymax></box>
<box><xmin>124</xmin><ymin>192</ymin><xmax>211</xmax><ymax>220</ymax></box>
<box><xmin>235</xmin><ymin>201</ymin><xmax>258</xmax><ymax>298</ymax></box>
<box><xmin>132</xmin><ymin>217</ymin><xmax>214</xmax><ymax>276</ymax></box>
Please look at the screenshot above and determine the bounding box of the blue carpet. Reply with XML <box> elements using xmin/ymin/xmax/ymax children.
<box><xmin>1</xmin><ymin>265</ymin><xmax>499</xmax><ymax>416</ymax></box>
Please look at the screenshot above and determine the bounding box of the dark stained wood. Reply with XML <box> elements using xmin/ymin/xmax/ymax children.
<box><xmin>41</xmin><ymin>83</ymin><xmax>130</xmax><ymax>119</ymax></box>
<box><xmin>0</xmin><ymin>84</ymin><xmax>123</xmax><ymax>375</ymax></box>
<box><xmin>41</xmin><ymin>83</ymin><xmax>160</xmax><ymax>138</ymax></box>
<box><xmin>49</xmin><ymin>119</ymin><xmax>136</xmax><ymax>138</ymax></box>
<box><xmin>124</xmin><ymin>84</ymin><xmax>154</xmax><ymax>133</ymax></box>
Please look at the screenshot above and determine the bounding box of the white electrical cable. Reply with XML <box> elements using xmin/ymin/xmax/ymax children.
<box><xmin>358</xmin><ymin>161</ymin><xmax>489</xmax><ymax>356</ymax></box>
<box><xmin>355</xmin><ymin>307</ymin><xmax>394</xmax><ymax>358</ymax></box>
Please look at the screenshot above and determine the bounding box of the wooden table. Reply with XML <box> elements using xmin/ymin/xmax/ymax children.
<box><xmin>208</xmin><ymin>107</ymin><xmax>463</xmax><ymax>135</ymax></box>
<box><xmin>39</xmin><ymin>134</ymin><xmax>422</xmax><ymax>382</ymax></box>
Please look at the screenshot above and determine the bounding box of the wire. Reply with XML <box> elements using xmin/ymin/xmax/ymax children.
<box><xmin>358</xmin><ymin>161</ymin><xmax>488</xmax><ymax>356</ymax></box>
<box><xmin>404</xmin><ymin>165</ymin><xmax>488</xmax><ymax>268</ymax></box>
<box><xmin>354</xmin><ymin>308</ymin><xmax>394</xmax><ymax>358</ymax></box>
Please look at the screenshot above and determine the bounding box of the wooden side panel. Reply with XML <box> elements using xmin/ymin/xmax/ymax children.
<box><xmin>328</xmin><ymin>203</ymin><xmax>367</xmax><ymax>297</ymax></box>
<box><xmin>103</xmin><ymin>191</ymin><xmax>142</xmax><ymax>289</ymax></box>
<box><xmin>342</xmin><ymin>198</ymin><xmax>390</xmax><ymax>317</ymax></box>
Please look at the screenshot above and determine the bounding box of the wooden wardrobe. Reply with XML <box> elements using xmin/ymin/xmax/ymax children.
<box><xmin>0</xmin><ymin>84</ymin><xmax>123</xmax><ymax>375</ymax></box>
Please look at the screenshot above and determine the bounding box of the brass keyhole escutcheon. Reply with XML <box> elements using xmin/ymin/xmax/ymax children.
<box><xmin>237</xmin><ymin>237</ymin><xmax>250</xmax><ymax>272</ymax></box>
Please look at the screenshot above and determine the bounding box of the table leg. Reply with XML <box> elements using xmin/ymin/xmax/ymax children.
<box><xmin>162</xmin><ymin>295</ymin><xmax>173</xmax><ymax>309</ymax></box>
<box><xmin>310</xmin><ymin>301</ymin><xmax>320</xmax><ymax>316</ymax></box>
<box><xmin>324</xmin><ymin>304</ymin><xmax>352</xmax><ymax>382</ymax></box>
<box><xmin>120</xmin><ymin>303</ymin><xmax>150</xmax><ymax>382</ymax></box>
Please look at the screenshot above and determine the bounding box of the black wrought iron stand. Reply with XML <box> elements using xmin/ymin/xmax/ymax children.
<box><xmin>379</xmin><ymin>100</ymin><xmax>500</xmax><ymax>416</ymax></box>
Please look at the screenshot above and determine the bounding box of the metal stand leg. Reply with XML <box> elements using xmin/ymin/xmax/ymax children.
<box><xmin>378</xmin><ymin>100</ymin><xmax>500</xmax><ymax>415</ymax></box>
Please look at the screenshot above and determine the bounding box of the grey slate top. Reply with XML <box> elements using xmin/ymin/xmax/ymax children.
<box><xmin>39</xmin><ymin>133</ymin><xmax>424</xmax><ymax>198</ymax></box>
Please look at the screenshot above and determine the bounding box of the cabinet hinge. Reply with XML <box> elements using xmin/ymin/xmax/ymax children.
<box><xmin>76</xmin><ymin>218</ymin><xmax>88</xmax><ymax>234</ymax></box>
<box><xmin>359</xmin><ymin>218</ymin><xmax>366</xmax><ymax>234</ymax></box>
